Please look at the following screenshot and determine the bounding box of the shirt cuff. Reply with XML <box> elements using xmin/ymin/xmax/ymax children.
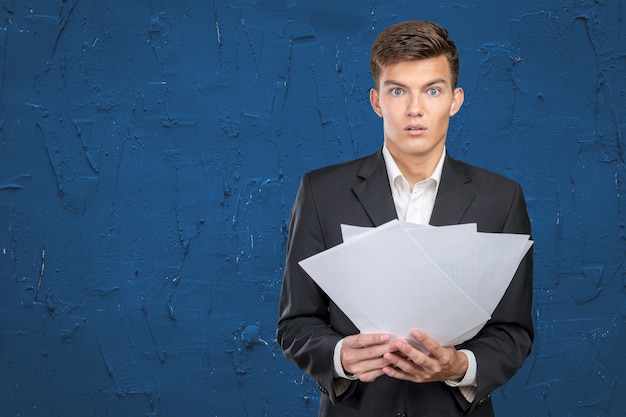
<box><xmin>333</xmin><ymin>338</ymin><xmax>358</xmax><ymax>380</ymax></box>
<box><xmin>444</xmin><ymin>349</ymin><xmax>477</xmax><ymax>402</ymax></box>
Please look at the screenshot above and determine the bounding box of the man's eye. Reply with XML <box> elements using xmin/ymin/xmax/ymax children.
<box><xmin>427</xmin><ymin>88</ymin><xmax>440</xmax><ymax>96</ymax></box>
<box><xmin>392</xmin><ymin>88</ymin><xmax>403</xmax><ymax>96</ymax></box>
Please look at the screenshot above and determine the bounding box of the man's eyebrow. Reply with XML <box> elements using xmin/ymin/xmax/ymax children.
<box><xmin>382</xmin><ymin>78</ymin><xmax>449</xmax><ymax>88</ymax></box>
<box><xmin>424</xmin><ymin>78</ymin><xmax>448</xmax><ymax>87</ymax></box>
<box><xmin>382</xmin><ymin>79</ymin><xmax>409</xmax><ymax>89</ymax></box>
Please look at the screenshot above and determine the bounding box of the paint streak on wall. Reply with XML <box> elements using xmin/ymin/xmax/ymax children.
<box><xmin>0</xmin><ymin>1</ymin><xmax>624</xmax><ymax>416</ymax></box>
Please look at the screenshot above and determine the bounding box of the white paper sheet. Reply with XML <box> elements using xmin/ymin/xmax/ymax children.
<box><xmin>403</xmin><ymin>223</ymin><xmax>478</xmax><ymax>299</ymax></box>
<box><xmin>300</xmin><ymin>221</ymin><xmax>490</xmax><ymax>346</ymax></box>
<box><xmin>473</xmin><ymin>232</ymin><xmax>533</xmax><ymax>314</ymax></box>
<box><xmin>300</xmin><ymin>220</ymin><xmax>532</xmax><ymax>347</ymax></box>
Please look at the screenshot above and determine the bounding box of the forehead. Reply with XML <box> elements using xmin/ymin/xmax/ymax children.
<box><xmin>378</xmin><ymin>56</ymin><xmax>453</xmax><ymax>86</ymax></box>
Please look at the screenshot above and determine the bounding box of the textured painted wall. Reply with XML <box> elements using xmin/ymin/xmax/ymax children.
<box><xmin>0</xmin><ymin>1</ymin><xmax>624</xmax><ymax>416</ymax></box>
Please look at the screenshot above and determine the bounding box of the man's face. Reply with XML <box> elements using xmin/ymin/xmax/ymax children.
<box><xmin>370</xmin><ymin>55</ymin><xmax>464</xmax><ymax>166</ymax></box>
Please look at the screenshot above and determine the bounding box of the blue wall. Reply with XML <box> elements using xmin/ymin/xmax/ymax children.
<box><xmin>1</xmin><ymin>1</ymin><xmax>624</xmax><ymax>416</ymax></box>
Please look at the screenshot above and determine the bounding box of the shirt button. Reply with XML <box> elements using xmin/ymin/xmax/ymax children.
<box><xmin>396</xmin><ymin>413</ymin><xmax>407</xmax><ymax>417</ymax></box>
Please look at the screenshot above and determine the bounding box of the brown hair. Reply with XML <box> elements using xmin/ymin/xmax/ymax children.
<box><xmin>370</xmin><ymin>20</ymin><xmax>460</xmax><ymax>89</ymax></box>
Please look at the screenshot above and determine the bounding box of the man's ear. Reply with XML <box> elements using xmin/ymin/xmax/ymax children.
<box><xmin>449</xmin><ymin>87</ymin><xmax>464</xmax><ymax>116</ymax></box>
<box><xmin>370</xmin><ymin>88</ymin><xmax>383</xmax><ymax>117</ymax></box>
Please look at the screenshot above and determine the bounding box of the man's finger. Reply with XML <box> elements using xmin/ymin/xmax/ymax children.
<box><xmin>345</xmin><ymin>333</ymin><xmax>391</xmax><ymax>348</ymax></box>
<box><xmin>410</xmin><ymin>329</ymin><xmax>443</xmax><ymax>356</ymax></box>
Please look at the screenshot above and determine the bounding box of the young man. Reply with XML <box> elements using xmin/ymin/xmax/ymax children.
<box><xmin>277</xmin><ymin>20</ymin><xmax>533</xmax><ymax>417</ymax></box>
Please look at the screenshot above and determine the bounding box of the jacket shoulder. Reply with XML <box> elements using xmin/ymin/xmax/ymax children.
<box><xmin>447</xmin><ymin>156</ymin><xmax>522</xmax><ymax>190</ymax></box>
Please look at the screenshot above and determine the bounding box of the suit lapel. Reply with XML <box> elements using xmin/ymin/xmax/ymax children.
<box><xmin>351</xmin><ymin>151</ymin><xmax>475</xmax><ymax>227</ymax></box>
<box><xmin>351</xmin><ymin>150</ymin><xmax>398</xmax><ymax>226</ymax></box>
<box><xmin>430</xmin><ymin>155</ymin><xmax>476</xmax><ymax>226</ymax></box>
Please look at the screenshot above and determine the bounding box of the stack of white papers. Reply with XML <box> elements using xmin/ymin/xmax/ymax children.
<box><xmin>299</xmin><ymin>220</ymin><xmax>532</xmax><ymax>347</ymax></box>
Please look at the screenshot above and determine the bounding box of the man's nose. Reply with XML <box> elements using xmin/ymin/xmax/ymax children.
<box><xmin>406</xmin><ymin>94</ymin><xmax>423</xmax><ymax>117</ymax></box>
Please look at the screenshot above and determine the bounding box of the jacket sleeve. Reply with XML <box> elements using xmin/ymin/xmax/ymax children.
<box><xmin>458</xmin><ymin>182</ymin><xmax>534</xmax><ymax>412</ymax></box>
<box><xmin>276</xmin><ymin>173</ymin><xmax>350</xmax><ymax>403</ymax></box>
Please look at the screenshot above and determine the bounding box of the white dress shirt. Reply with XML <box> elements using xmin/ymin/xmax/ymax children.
<box><xmin>383</xmin><ymin>144</ymin><xmax>443</xmax><ymax>225</ymax></box>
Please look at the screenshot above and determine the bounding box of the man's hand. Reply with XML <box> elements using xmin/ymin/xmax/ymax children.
<box><xmin>340</xmin><ymin>333</ymin><xmax>397</xmax><ymax>382</ymax></box>
<box><xmin>382</xmin><ymin>329</ymin><xmax>468</xmax><ymax>383</ymax></box>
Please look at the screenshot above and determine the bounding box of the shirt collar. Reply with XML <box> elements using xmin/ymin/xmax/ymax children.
<box><xmin>382</xmin><ymin>145</ymin><xmax>446</xmax><ymax>188</ymax></box>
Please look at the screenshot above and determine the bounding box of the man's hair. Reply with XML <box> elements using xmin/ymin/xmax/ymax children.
<box><xmin>370</xmin><ymin>20</ymin><xmax>460</xmax><ymax>89</ymax></box>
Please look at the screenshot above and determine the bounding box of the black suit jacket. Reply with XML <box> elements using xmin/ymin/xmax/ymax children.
<box><xmin>277</xmin><ymin>149</ymin><xmax>534</xmax><ymax>417</ymax></box>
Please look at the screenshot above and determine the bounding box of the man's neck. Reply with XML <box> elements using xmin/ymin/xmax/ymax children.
<box><xmin>386</xmin><ymin>147</ymin><xmax>445</xmax><ymax>189</ymax></box>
